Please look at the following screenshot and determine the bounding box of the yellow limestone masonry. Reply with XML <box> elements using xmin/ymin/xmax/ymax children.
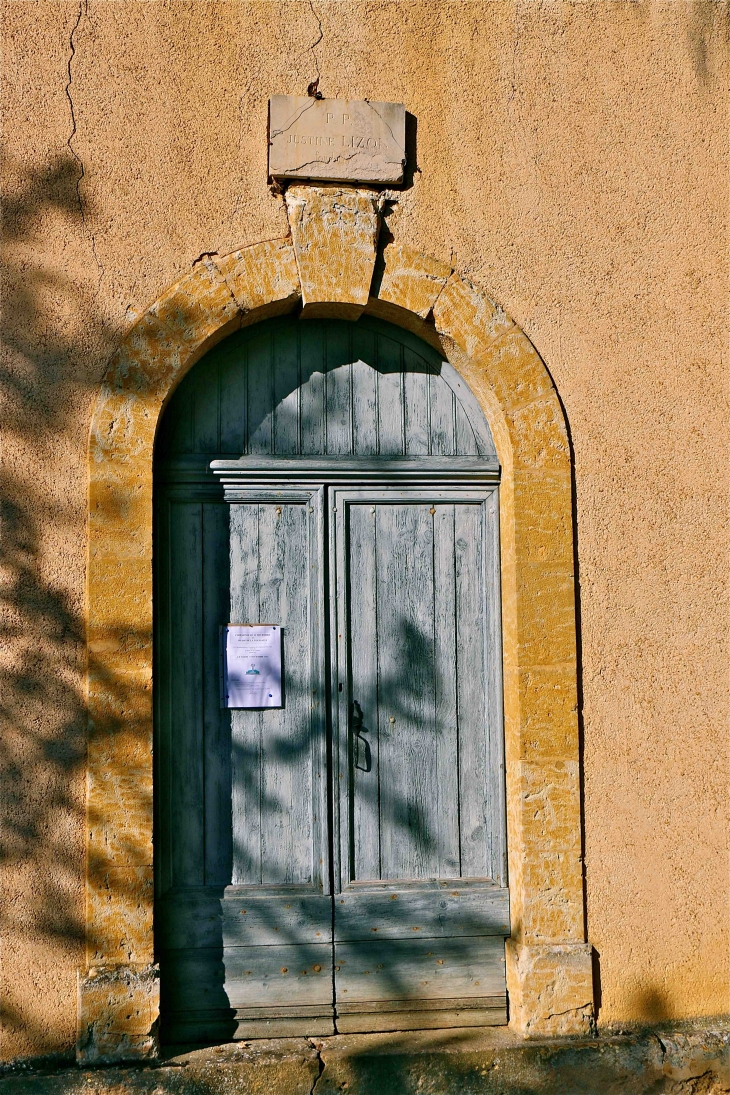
<box><xmin>80</xmin><ymin>186</ymin><xmax>591</xmax><ymax>1063</ymax></box>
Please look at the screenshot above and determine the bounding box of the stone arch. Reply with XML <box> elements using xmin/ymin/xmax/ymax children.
<box><xmin>81</xmin><ymin>186</ymin><xmax>593</xmax><ymax>1063</ymax></box>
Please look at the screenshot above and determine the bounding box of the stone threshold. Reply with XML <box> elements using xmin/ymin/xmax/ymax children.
<box><xmin>3</xmin><ymin>1021</ymin><xmax>730</xmax><ymax>1094</ymax></box>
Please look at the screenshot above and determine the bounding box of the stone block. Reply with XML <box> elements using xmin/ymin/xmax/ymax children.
<box><xmin>376</xmin><ymin>242</ymin><xmax>452</xmax><ymax>318</ymax></box>
<box><xmin>90</xmin><ymin>390</ymin><xmax>153</xmax><ymax>464</ymax></box>
<box><xmin>507</xmin><ymin>857</ymin><xmax>585</xmax><ymax>944</ymax></box>
<box><xmin>507</xmin><ymin>759</ymin><xmax>582</xmax><ymax>856</ymax></box>
<box><xmin>503</xmin><ymin>664</ymin><xmax>580</xmax><ymax>763</ymax></box>
<box><xmin>87</xmin><ymin>765</ymin><xmax>153</xmax><ymax>869</ymax></box>
<box><xmin>215</xmin><ymin>237</ymin><xmax>301</xmax><ymax>324</ymax></box>
<box><xmin>77</xmin><ymin>964</ymin><xmax>159</xmax><ymax>1065</ymax></box>
<box><xmin>433</xmin><ymin>271</ymin><xmax>513</xmax><ymax>358</ymax></box>
<box><xmin>269</xmin><ymin>95</ymin><xmax>405</xmax><ymax>184</ymax></box>
<box><xmin>104</xmin><ymin>312</ymin><xmax>185</xmax><ymax>401</ymax></box>
<box><xmin>363</xmin><ymin>297</ymin><xmax>444</xmax><ymax>350</ymax></box>
<box><xmin>506</xmin><ymin>398</ymin><xmax>571</xmax><ymax>472</ymax></box>
<box><xmin>509</xmin><ymin>570</ymin><xmax>578</xmax><ymax>666</ymax></box>
<box><xmin>509</xmin><ymin>472</ymin><xmax>575</xmax><ymax>571</ymax></box>
<box><xmin>506</xmin><ymin>941</ymin><xmax>594</xmax><ymax>1037</ymax></box>
<box><xmin>85</xmin><ymin>571</ymin><xmax>152</xmax><ymax>636</ymax></box>
<box><xmin>285</xmin><ymin>185</ymin><xmax>380</xmax><ymax>316</ymax></box>
<box><xmin>88</xmin><ymin>477</ymin><xmax>151</xmax><ymax>543</ymax></box>
<box><xmin>473</xmin><ymin>328</ymin><xmax>556</xmax><ymax>413</ymax></box>
<box><xmin>86</xmin><ymin>867</ymin><xmax>154</xmax><ymax>967</ymax></box>
<box><xmin>151</xmin><ymin>261</ymin><xmax>240</xmax><ymax>357</ymax></box>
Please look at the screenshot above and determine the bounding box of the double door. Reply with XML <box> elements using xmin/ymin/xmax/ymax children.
<box><xmin>155</xmin><ymin>479</ymin><xmax>508</xmax><ymax>1042</ymax></box>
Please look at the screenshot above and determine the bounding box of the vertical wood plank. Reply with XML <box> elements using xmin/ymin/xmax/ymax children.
<box><xmin>403</xmin><ymin>362</ymin><xmax>430</xmax><ymax>456</ymax></box>
<box><xmin>455</xmin><ymin>503</ymin><xmax>489</xmax><ymax>877</ymax></box>
<box><xmin>273</xmin><ymin>323</ymin><xmax>300</xmax><ymax>455</ymax></box>
<box><xmin>325</xmin><ymin>323</ymin><xmax>352</xmax><ymax>455</ymax></box>
<box><xmin>219</xmin><ymin>336</ymin><xmax>248</xmax><ymax>454</ymax></box>
<box><xmin>351</xmin><ymin>325</ymin><xmax>378</xmax><ymax>456</ymax></box>
<box><xmin>376</xmin><ymin>335</ymin><xmax>404</xmax><ymax>455</ymax></box>
<box><xmin>192</xmin><ymin>366</ymin><xmax>220</xmax><ymax>454</ymax></box>
<box><xmin>169</xmin><ymin>501</ymin><xmax>205</xmax><ymax>887</ymax></box>
<box><xmin>455</xmin><ymin>399</ymin><xmax>479</xmax><ymax>456</ymax></box>
<box><xmin>347</xmin><ymin>502</ymin><xmax>381</xmax><ymax>881</ymax></box>
<box><xmin>229</xmin><ymin>504</ymin><xmax>263</xmax><ymax>884</ymax></box>
<box><xmin>300</xmin><ymin>322</ymin><xmax>326</xmax><ymax>455</ymax></box>
<box><xmin>483</xmin><ymin>492</ymin><xmax>507</xmax><ymax>884</ymax></box>
<box><xmin>163</xmin><ymin>388</ymin><xmax>193</xmax><ymax>454</ymax></box>
<box><xmin>202</xmin><ymin>502</ymin><xmax>232</xmax><ymax>887</ymax></box>
<box><xmin>432</xmin><ymin>504</ymin><xmax>461</xmax><ymax>877</ymax></box>
<box><xmin>429</xmin><ymin>375</ymin><xmax>456</xmax><ymax>456</ymax></box>
<box><xmin>154</xmin><ymin>491</ymin><xmax>173</xmax><ymax>895</ymax></box>
<box><xmin>375</xmin><ymin>503</ymin><xmax>438</xmax><ymax>879</ymax></box>
<box><xmin>257</xmin><ymin>502</ymin><xmax>313</xmax><ymax>884</ymax></box>
<box><xmin>247</xmin><ymin>329</ymin><xmax>274</xmax><ymax>454</ymax></box>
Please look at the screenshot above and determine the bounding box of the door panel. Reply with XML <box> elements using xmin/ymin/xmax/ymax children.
<box><xmin>156</xmin><ymin>481</ymin><xmax>507</xmax><ymax>1041</ymax></box>
<box><xmin>156</xmin><ymin>487</ymin><xmax>334</xmax><ymax>1042</ymax></box>
<box><xmin>332</xmin><ymin>489</ymin><xmax>507</xmax><ymax>1030</ymax></box>
<box><xmin>229</xmin><ymin>499</ymin><xmax>320</xmax><ymax>885</ymax></box>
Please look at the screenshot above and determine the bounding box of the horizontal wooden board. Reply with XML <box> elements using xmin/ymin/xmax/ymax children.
<box><xmin>334</xmin><ymin>936</ymin><xmax>506</xmax><ymax>1005</ymax></box>
<box><xmin>164</xmin><ymin>1014</ymin><xmax>336</xmax><ymax>1043</ymax></box>
<box><xmin>157</xmin><ymin>889</ymin><xmax>333</xmax><ymax>950</ymax></box>
<box><xmin>160</xmin><ymin>943</ymin><xmax>334</xmax><ymax>1010</ymax></box>
<box><xmin>334</xmin><ymin>886</ymin><xmax>509</xmax><ymax>941</ymax></box>
<box><xmin>336</xmin><ymin>994</ymin><xmax>505</xmax><ymax>1014</ymax></box>
<box><xmin>336</xmin><ymin>1007</ymin><xmax>506</xmax><ymax>1033</ymax></box>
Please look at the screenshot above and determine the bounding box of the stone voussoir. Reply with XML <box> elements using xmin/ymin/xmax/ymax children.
<box><xmin>285</xmin><ymin>185</ymin><xmax>380</xmax><ymax>317</ymax></box>
<box><xmin>214</xmin><ymin>237</ymin><xmax>301</xmax><ymax>325</ymax></box>
<box><xmin>376</xmin><ymin>241</ymin><xmax>452</xmax><ymax>318</ymax></box>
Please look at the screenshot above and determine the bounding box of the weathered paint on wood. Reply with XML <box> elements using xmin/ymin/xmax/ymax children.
<box><xmin>331</xmin><ymin>487</ymin><xmax>506</xmax><ymax>1017</ymax></box>
<box><xmin>157</xmin><ymin>891</ymin><xmax>337</xmax><ymax>950</ymax></box>
<box><xmin>333</xmin><ymin>885</ymin><xmax>510</xmax><ymax>941</ymax></box>
<box><xmin>154</xmin><ymin>317</ymin><xmax>507</xmax><ymax>1041</ymax></box>
<box><xmin>156</xmin><ymin>316</ymin><xmax>496</xmax><ymax>461</ymax></box>
<box><xmin>161</xmin><ymin>943</ymin><xmax>334</xmax><ymax>1010</ymax></box>
<box><xmin>155</xmin><ymin>487</ymin><xmax>332</xmax><ymax>1040</ymax></box>
<box><xmin>335</xmin><ymin>490</ymin><xmax>503</xmax><ymax>885</ymax></box>
<box><xmin>335</xmin><ymin>1005</ymin><xmax>506</xmax><ymax>1033</ymax></box>
<box><xmin>334</xmin><ymin>936</ymin><xmax>506</xmax><ymax>1003</ymax></box>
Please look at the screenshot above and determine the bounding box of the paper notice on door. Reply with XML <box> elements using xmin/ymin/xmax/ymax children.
<box><xmin>221</xmin><ymin>625</ymin><xmax>282</xmax><ymax>708</ymax></box>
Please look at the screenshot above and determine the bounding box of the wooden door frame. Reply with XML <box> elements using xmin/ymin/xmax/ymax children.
<box><xmin>81</xmin><ymin>188</ymin><xmax>593</xmax><ymax>1064</ymax></box>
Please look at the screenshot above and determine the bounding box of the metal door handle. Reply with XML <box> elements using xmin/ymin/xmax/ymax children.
<box><xmin>351</xmin><ymin>700</ymin><xmax>372</xmax><ymax>772</ymax></box>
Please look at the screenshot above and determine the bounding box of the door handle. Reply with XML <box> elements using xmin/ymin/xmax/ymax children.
<box><xmin>351</xmin><ymin>700</ymin><xmax>372</xmax><ymax>773</ymax></box>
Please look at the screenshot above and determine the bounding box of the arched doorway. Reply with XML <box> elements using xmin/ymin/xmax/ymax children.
<box><xmin>153</xmin><ymin>315</ymin><xmax>508</xmax><ymax>1041</ymax></box>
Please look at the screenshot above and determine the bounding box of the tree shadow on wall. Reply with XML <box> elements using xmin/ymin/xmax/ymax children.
<box><xmin>0</xmin><ymin>148</ymin><xmax>145</xmax><ymax>1061</ymax></box>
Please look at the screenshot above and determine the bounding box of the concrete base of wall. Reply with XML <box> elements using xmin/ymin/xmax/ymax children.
<box><xmin>3</xmin><ymin>1021</ymin><xmax>730</xmax><ymax>1094</ymax></box>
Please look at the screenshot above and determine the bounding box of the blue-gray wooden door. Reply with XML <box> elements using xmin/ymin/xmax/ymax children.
<box><xmin>154</xmin><ymin>316</ymin><xmax>508</xmax><ymax>1043</ymax></box>
<box><xmin>155</xmin><ymin>485</ymin><xmax>333</xmax><ymax>1043</ymax></box>
<box><xmin>331</xmin><ymin>488</ymin><xmax>507</xmax><ymax>1032</ymax></box>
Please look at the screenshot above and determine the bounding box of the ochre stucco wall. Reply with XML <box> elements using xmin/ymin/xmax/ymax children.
<box><xmin>1</xmin><ymin>0</ymin><xmax>728</xmax><ymax>1060</ymax></box>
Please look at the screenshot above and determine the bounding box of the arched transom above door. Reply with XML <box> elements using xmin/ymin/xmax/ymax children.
<box><xmin>81</xmin><ymin>185</ymin><xmax>593</xmax><ymax>1065</ymax></box>
<box><xmin>156</xmin><ymin>316</ymin><xmax>496</xmax><ymax>462</ymax></box>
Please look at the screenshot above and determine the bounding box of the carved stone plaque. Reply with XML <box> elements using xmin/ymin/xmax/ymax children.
<box><xmin>269</xmin><ymin>96</ymin><xmax>406</xmax><ymax>184</ymax></box>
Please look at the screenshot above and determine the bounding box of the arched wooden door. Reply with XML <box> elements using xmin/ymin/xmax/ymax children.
<box><xmin>154</xmin><ymin>316</ymin><xmax>508</xmax><ymax>1042</ymax></box>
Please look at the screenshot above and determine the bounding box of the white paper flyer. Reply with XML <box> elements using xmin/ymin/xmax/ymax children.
<box><xmin>221</xmin><ymin>625</ymin><xmax>282</xmax><ymax>708</ymax></box>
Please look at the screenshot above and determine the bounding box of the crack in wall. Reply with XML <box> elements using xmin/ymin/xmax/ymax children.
<box><xmin>307</xmin><ymin>0</ymin><xmax>323</xmax><ymax>85</ymax></box>
<box><xmin>307</xmin><ymin>1039</ymin><xmax>326</xmax><ymax>1095</ymax></box>
<box><xmin>65</xmin><ymin>0</ymin><xmax>104</xmax><ymax>295</ymax></box>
